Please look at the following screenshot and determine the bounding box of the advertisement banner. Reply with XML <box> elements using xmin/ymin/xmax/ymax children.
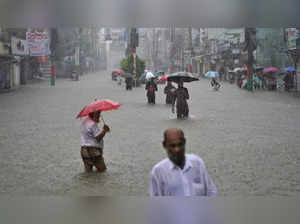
<box><xmin>26</xmin><ymin>31</ymin><xmax>51</xmax><ymax>56</ymax></box>
<box><xmin>11</xmin><ymin>36</ymin><xmax>28</xmax><ymax>56</ymax></box>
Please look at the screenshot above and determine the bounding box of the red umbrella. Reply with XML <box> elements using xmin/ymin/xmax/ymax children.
<box><xmin>159</xmin><ymin>75</ymin><xmax>168</xmax><ymax>82</ymax></box>
<box><xmin>76</xmin><ymin>99</ymin><xmax>121</xmax><ymax>119</ymax></box>
<box><xmin>264</xmin><ymin>67</ymin><xmax>279</xmax><ymax>74</ymax></box>
<box><xmin>112</xmin><ymin>69</ymin><xmax>124</xmax><ymax>75</ymax></box>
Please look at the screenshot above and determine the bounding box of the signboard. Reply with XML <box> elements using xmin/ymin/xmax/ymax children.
<box><xmin>37</xmin><ymin>56</ymin><xmax>49</xmax><ymax>63</ymax></box>
<box><xmin>104</xmin><ymin>28</ymin><xmax>112</xmax><ymax>41</ymax></box>
<box><xmin>286</xmin><ymin>28</ymin><xmax>299</xmax><ymax>50</ymax></box>
<box><xmin>11</xmin><ymin>36</ymin><xmax>28</xmax><ymax>56</ymax></box>
<box><xmin>26</xmin><ymin>31</ymin><xmax>51</xmax><ymax>56</ymax></box>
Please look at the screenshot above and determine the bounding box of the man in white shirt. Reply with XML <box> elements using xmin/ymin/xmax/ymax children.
<box><xmin>80</xmin><ymin>110</ymin><xmax>110</xmax><ymax>172</ymax></box>
<box><xmin>150</xmin><ymin>128</ymin><xmax>217</xmax><ymax>196</ymax></box>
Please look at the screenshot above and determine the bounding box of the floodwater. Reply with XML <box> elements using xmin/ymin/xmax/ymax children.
<box><xmin>0</xmin><ymin>69</ymin><xmax>300</xmax><ymax>196</ymax></box>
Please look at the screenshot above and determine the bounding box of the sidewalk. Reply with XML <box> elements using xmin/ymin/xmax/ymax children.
<box><xmin>0</xmin><ymin>87</ymin><xmax>16</xmax><ymax>94</ymax></box>
<box><xmin>0</xmin><ymin>77</ymin><xmax>48</xmax><ymax>94</ymax></box>
<box><xmin>0</xmin><ymin>71</ymin><xmax>104</xmax><ymax>94</ymax></box>
<box><xmin>223</xmin><ymin>79</ymin><xmax>300</xmax><ymax>98</ymax></box>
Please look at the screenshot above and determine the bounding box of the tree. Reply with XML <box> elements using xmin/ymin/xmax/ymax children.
<box><xmin>121</xmin><ymin>53</ymin><xmax>146</xmax><ymax>79</ymax></box>
<box><xmin>121</xmin><ymin>53</ymin><xmax>134</xmax><ymax>73</ymax></box>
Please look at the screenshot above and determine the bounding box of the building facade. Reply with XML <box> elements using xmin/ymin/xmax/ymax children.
<box><xmin>0</xmin><ymin>28</ymin><xmax>22</xmax><ymax>91</ymax></box>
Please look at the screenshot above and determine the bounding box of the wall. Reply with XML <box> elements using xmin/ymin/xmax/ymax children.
<box><xmin>256</xmin><ymin>28</ymin><xmax>289</xmax><ymax>68</ymax></box>
<box><xmin>0</xmin><ymin>58</ymin><xmax>12</xmax><ymax>89</ymax></box>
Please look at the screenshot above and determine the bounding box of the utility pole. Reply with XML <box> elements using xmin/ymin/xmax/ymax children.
<box><xmin>152</xmin><ymin>28</ymin><xmax>155</xmax><ymax>69</ymax></box>
<box><xmin>130</xmin><ymin>27</ymin><xmax>138</xmax><ymax>86</ymax></box>
<box><xmin>297</xmin><ymin>55</ymin><xmax>300</xmax><ymax>93</ymax></box>
<box><xmin>152</xmin><ymin>28</ymin><xmax>157</xmax><ymax>70</ymax></box>
<box><xmin>125</xmin><ymin>28</ymin><xmax>130</xmax><ymax>57</ymax></box>
<box><xmin>245</xmin><ymin>28</ymin><xmax>257</xmax><ymax>92</ymax></box>
<box><xmin>188</xmin><ymin>26</ymin><xmax>194</xmax><ymax>73</ymax></box>
<box><xmin>169</xmin><ymin>26</ymin><xmax>176</xmax><ymax>73</ymax></box>
<box><xmin>181</xmin><ymin>47</ymin><xmax>184</xmax><ymax>71</ymax></box>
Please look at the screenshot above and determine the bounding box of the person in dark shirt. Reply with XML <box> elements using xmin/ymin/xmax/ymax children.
<box><xmin>164</xmin><ymin>81</ymin><xmax>176</xmax><ymax>105</ymax></box>
<box><xmin>145</xmin><ymin>78</ymin><xmax>158</xmax><ymax>104</ymax></box>
<box><xmin>125</xmin><ymin>77</ymin><xmax>133</xmax><ymax>90</ymax></box>
<box><xmin>172</xmin><ymin>80</ymin><xmax>189</xmax><ymax>119</ymax></box>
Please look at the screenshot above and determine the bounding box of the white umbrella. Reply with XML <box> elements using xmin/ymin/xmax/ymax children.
<box><xmin>146</xmin><ymin>72</ymin><xmax>155</xmax><ymax>80</ymax></box>
<box><xmin>233</xmin><ymin>68</ymin><xmax>241</xmax><ymax>72</ymax></box>
<box><xmin>234</xmin><ymin>67</ymin><xmax>247</xmax><ymax>72</ymax></box>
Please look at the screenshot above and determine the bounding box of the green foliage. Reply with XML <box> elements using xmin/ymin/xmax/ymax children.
<box><xmin>121</xmin><ymin>53</ymin><xmax>146</xmax><ymax>78</ymax></box>
<box><xmin>121</xmin><ymin>54</ymin><xmax>134</xmax><ymax>73</ymax></box>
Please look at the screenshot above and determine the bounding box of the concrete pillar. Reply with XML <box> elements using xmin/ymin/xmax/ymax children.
<box><xmin>20</xmin><ymin>58</ymin><xmax>27</xmax><ymax>85</ymax></box>
<box><xmin>106</xmin><ymin>41</ymin><xmax>111</xmax><ymax>72</ymax></box>
<box><xmin>13</xmin><ymin>62</ymin><xmax>21</xmax><ymax>88</ymax></box>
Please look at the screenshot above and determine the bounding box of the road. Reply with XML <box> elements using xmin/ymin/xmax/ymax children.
<box><xmin>0</xmin><ymin>71</ymin><xmax>300</xmax><ymax>196</ymax></box>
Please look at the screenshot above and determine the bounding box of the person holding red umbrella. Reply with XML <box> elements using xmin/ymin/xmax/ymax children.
<box><xmin>80</xmin><ymin>111</ymin><xmax>110</xmax><ymax>172</ymax></box>
<box><xmin>77</xmin><ymin>99</ymin><xmax>120</xmax><ymax>172</ymax></box>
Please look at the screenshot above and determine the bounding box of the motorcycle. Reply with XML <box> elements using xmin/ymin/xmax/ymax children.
<box><xmin>211</xmin><ymin>80</ymin><xmax>221</xmax><ymax>91</ymax></box>
<box><xmin>212</xmin><ymin>83</ymin><xmax>221</xmax><ymax>91</ymax></box>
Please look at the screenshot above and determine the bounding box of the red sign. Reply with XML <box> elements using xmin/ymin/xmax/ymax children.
<box><xmin>37</xmin><ymin>56</ymin><xmax>49</xmax><ymax>63</ymax></box>
<box><xmin>189</xmin><ymin>64</ymin><xmax>193</xmax><ymax>73</ymax></box>
<box><xmin>27</xmin><ymin>32</ymin><xmax>48</xmax><ymax>41</ymax></box>
<box><xmin>51</xmin><ymin>66</ymin><xmax>56</xmax><ymax>76</ymax></box>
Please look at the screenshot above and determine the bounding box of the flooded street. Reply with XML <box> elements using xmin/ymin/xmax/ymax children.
<box><xmin>1</xmin><ymin>72</ymin><xmax>300</xmax><ymax>196</ymax></box>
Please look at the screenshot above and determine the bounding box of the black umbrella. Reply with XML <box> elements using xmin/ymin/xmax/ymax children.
<box><xmin>254</xmin><ymin>66</ymin><xmax>264</xmax><ymax>72</ymax></box>
<box><xmin>167</xmin><ymin>72</ymin><xmax>199</xmax><ymax>83</ymax></box>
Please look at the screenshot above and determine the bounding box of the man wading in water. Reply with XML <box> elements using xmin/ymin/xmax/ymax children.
<box><xmin>80</xmin><ymin>110</ymin><xmax>110</xmax><ymax>172</ymax></box>
<box><xmin>172</xmin><ymin>80</ymin><xmax>189</xmax><ymax>119</ymax></box>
